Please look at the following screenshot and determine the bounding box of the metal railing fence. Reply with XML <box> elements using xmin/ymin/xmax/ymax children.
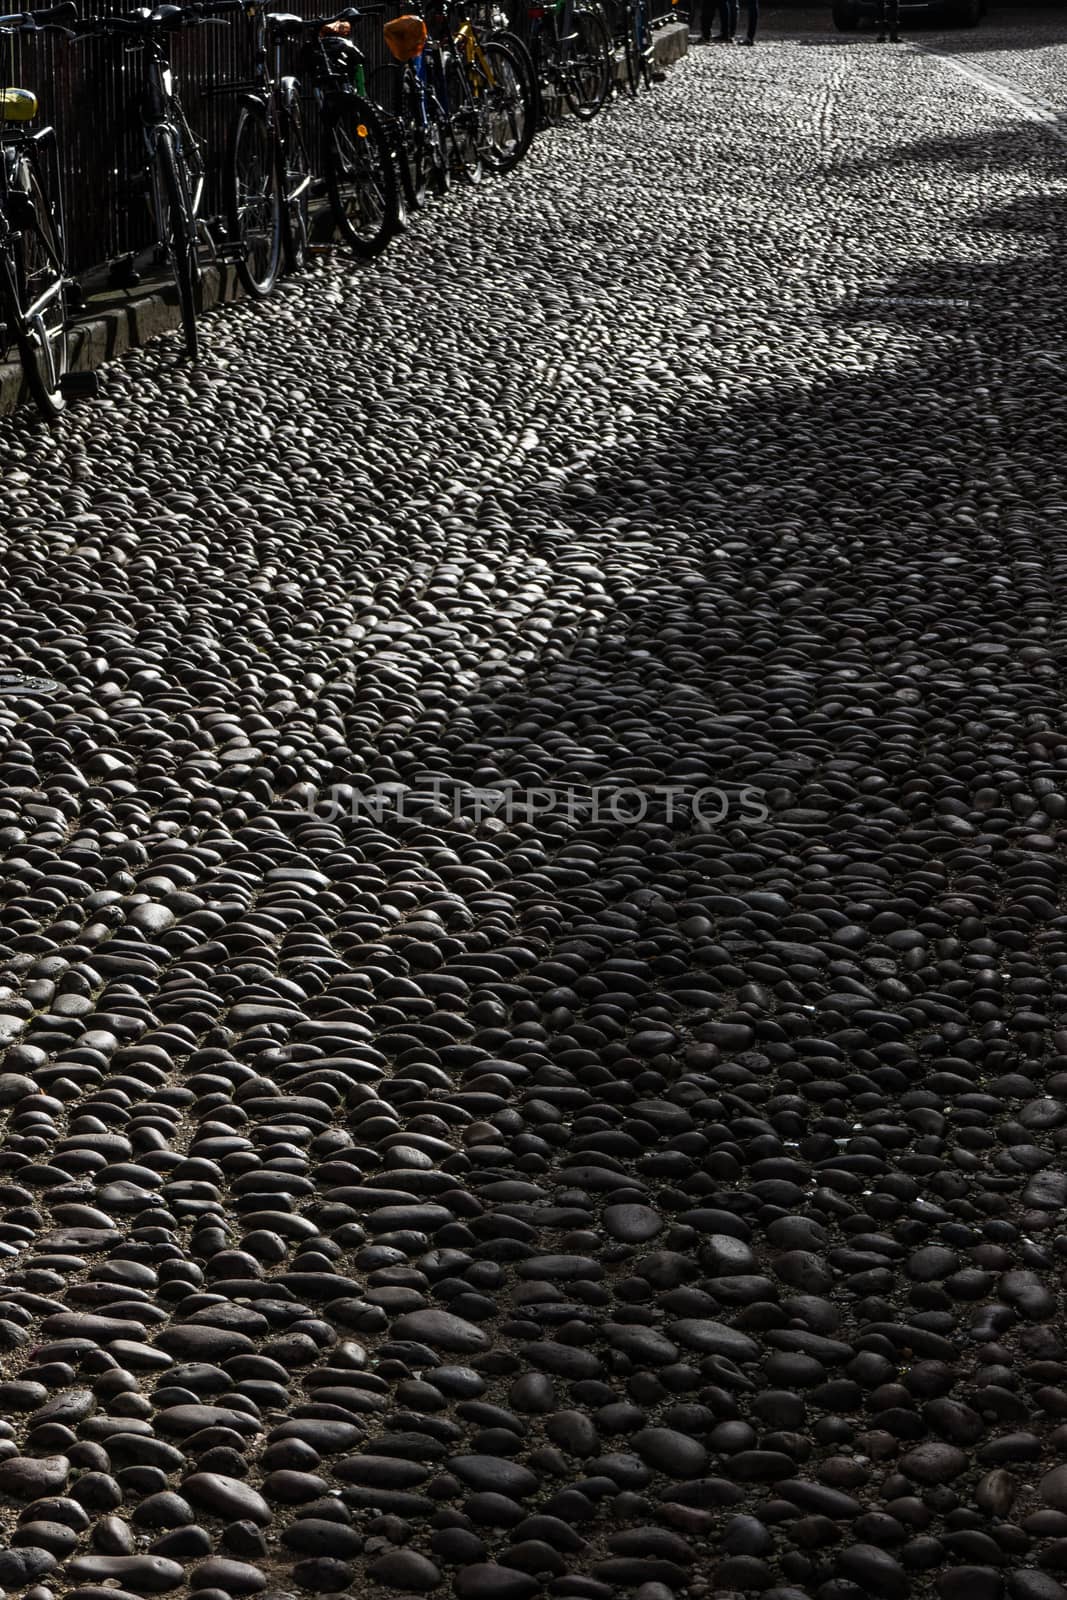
<box><xmin>4</xmin><ymin>0</ymin><xmax>685</xmax><ymax>281</ymax></box>
<box><xmin>6</xmin><ymin>2</ymin><xmax>409</xmax><ymax>277</ymax></box>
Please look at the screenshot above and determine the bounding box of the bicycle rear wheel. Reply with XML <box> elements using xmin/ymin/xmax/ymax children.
<box><xmin>324</xmin><ymin>95</ymin><xmax>400</xmax><ymax>259</ymax></box>
<box><xmin>156</xmin><ymin>129</ymin><xmax>200</xmax><ymax>358</ymax></box>
<box><xmin>562</xmin><ymin>7</ymin><xmax>612</xmax><ymax>119</ymax></box>
<box><xmin>9</xmin><ymin>150</ymin><xmax>69</xmax><ymax>420</ymax></box>
<box><xmin>227</xmin><ymin>100</ymin><xmax>281</xmax><ymax>299</ymax></box>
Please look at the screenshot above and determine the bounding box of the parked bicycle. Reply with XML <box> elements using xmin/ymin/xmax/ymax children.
<box><xmin>271</xmin><ymin>5</ymin><xmax>401</xmax><ymax>260</ymax></box>
<box><xmin>224</xmin><ymin>0</ymin><xmax>313</xmax><ymax>297</ymax></box>
<box><xmin>525</xmin><ymin>0</ymin><xmax>611</xmax><ymax>124</ymax></box>
<box><xmin>0</xmin><ymin>2</ymin><xmax>77</xmax><ymax>418</ymax></box>
<box><xmin>77</xmin><ymin>1</ymin><xmax>246</xmax><ymax>361</ymax></box>
<box><xmin>433</xmin><ymin>0</ymin><xmax>535</xmax><ymax>175</ymax></box>
<box><xmin>382</xmin><ymin>2</ymin><xmax>480</xmax><ymax>203</ymax></box>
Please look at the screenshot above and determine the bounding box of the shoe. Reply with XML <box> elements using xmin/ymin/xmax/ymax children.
<box><xmin>715</xmin><ymin>33</ymin><xmax>732</xmax><ymax>41</ymax></box>
<box><xmin>877</xmin><ymin>32</ymin><xmax>886</xmax><ymax>40</ymax></box>
<box><xmin>890</xmin><ymin>32</ymin><xmax>902</xmax><ymax>41</ymax></box>
<box><xmin>740</xmin><ymin>35</ymin><xmax>754</xmax><ymax>44</ymax></box>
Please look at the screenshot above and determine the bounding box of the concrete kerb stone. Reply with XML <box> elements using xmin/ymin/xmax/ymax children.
<box><xmin>0</xmin><ymin>259</ymin><xmax>245</xmax><ymax>418</ymax></box>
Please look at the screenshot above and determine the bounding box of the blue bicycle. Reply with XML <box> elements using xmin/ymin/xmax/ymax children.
<box><xmin>384</xmin><ymin>4</ymin><xmax>481</xmax><ymax>208</ymax></box>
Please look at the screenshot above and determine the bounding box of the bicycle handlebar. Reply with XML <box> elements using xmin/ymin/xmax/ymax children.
<box><xmin>0</xmin><ymin>2</ymin><xmax>77</xmax><ymax>32</ymax></box>
<box><xmin>76</xmin><ymin>1</ymin><xmax>243</xmax><ymax>37</ymax></box>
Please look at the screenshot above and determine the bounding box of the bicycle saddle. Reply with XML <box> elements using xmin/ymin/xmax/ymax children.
<box><xmin>0</xmin><ymin>88</ymin><xmax>38</xmax><ymax>121</ymax></box>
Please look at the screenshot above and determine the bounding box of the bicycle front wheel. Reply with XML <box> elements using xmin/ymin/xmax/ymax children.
<box><xmin>324</xmin><ymin>95</ymin><xmax>400</xmax><ymax>260</ymax></box>
<box><xmin>562</xmin><ymin>7</ymin><xmax>612</xmax><ymax>119</ymax></box>
<box><xmin>156</xmin><ymin>129</ymin><xmax>200</xmax><ymax>358</ymax></box>
<box><xmin>474</xmin><ymin>40</ymin><xmax>534</xmax><ymax>174</ymax></box>
<box><xmin>492</xmin><ymin>28</ymin><xmax>542</xmax><ymax>136</ymax></box>
<box><xmin>9</xmin><ymin>153</ymin><xmax>69</xmax><ymax>420</ymax></box>
<box><xmin>277</xmin><ymin>81</ymin><xmax>312</xmax><ymax>273</ymax></box>
<box><xmin>397</xmin><ymin>64</ymin><xmax>434</xmax><ymax>209</ymax></box>
<box><xmin>227</xmin><ymin>100</ymin><xmax>282</xmax><ymax>299</ymax></box>
<box><xmin>444</xmin><ymin>53</ymin><xmax>482</xmax><ymax>185</ymax></box>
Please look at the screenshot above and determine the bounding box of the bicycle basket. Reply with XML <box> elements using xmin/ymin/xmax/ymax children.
<box><xmin>383</xmin><ymin>14</ymin><xmax>427</xmax><ymax>59</ymax></box>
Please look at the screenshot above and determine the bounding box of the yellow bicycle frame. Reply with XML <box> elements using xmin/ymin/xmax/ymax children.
<box><xmin>455</xmin><ymin>17</ymin><xmax>498</xmax><ymax>90</ymax></box>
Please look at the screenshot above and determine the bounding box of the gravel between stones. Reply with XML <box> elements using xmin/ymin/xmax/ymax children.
<box><xmin>0</xmin><ymin>27</ymin><xmax>1064</xmax><ymax>1600</ymax></box>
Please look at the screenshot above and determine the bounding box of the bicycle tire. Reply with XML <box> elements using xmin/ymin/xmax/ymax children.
<box><xmin>492</xmin><ymin>28</ymin><xmax>542</xmax><ymax>134</ymax></box>
<box><xmin>562</xmin><ymin>7</ymin><xmax>612</xmax><ymax>119</ymax></box>
<box><xmin>279</xmin><ymin>78</ymin><xmax>311</xmax><ymax>273</ymax></box>
<box><xmin>473</xmin><ymin>40</ymin><xmax>534</xmax><ymax>175</ymax></box>
<box><xmin>443</xmin><ymin>52</ymin><xmax>482</xmax><ymax>185</ymax></box>
<box><xmin>8</xmin><ymin>153</ymin><xmax>69</xmax><ymax>420</ymax></box>
<box><xmin>324</xmin><ymin>94</ymin><xmax>400</xmax><ymax>259</ymax></box>
<box><xmin>227</xmin><ymin>100</ymin><xmax>281</xmax><ymax>299</ymax></box>
<box><xmin>156</xmin><ymin>128</ymin><xmax>199</xmax><ymax>359</ymax></box>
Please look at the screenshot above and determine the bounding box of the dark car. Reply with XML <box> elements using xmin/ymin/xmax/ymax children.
<box><xmin>832</xmin><ymin>0</ymin><xmax>985</xmax><ymax>27</ymax></box>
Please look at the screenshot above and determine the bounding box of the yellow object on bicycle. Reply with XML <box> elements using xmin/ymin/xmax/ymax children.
<box><xmin>383</xmin><ymin>14</ymin><xmax>428</xmax><ymax>60</ymax></box>
<box><xmin>356</xmin><ymin>123</ymin><xmax>368</xmax><ymax>137</ymax></box>
<box><xmin>321</xmin><ymin>18</ymin><xmax>352</xmax><ymax>33</ymax></box>
<box><xmin>0</xmin><ymin>89</ymin><xmax>38</xmax><ymax>124</ymax></box>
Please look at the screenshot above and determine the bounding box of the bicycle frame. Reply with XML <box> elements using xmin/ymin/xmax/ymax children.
<box><xmin>0</xmin><ymin>30</ymin><xmax>65</xmax><ymax>357</ymax></box>
<box><xmin>149</xmin><ymin>47</ymin><xmax>203</xmax><ymax>221</ymax></box>
<box><xmin>409</xmin><ymin>34</ymin><xmax>451</xmax><ymax>128</ymax></box>
<box><xmin>527</xmin><ymin>0</ymin><xmax>580</xmax><ymax>82</ymax></box>
<box><xmin>0</xmin><ymin>133</ymin><xmax>65</xmax><ymax>328</ymax></box>
<box><xmin>453</xmin><ymin>14</ymin><xmax>500</xmax><ymax>88</ymax></box>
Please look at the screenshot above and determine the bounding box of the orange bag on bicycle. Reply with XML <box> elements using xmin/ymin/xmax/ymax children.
<box><xmin>383</xmin><ymin>14</ymin><xmax>428</xmax><ymax>59</ymax></box>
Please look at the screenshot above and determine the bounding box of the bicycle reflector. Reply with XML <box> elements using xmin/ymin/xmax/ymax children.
<box><xmin>383</xmin><ymin>14</ymin><xmax>428</xmax><ymax>58</ymax></box>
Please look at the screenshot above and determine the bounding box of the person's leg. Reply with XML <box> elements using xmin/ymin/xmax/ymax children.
<box><xmin>875</xmin><ymin>0</ymin><xmax>887</xmax><ymax>39</ymax></box>
<box><xmin>699</xmin><ymin>0</ymin><xmax>714</xmax><ymax>40</ymax></box>
<box><xmin>889</xmin><ymin>0</ymin><xmax>901</xmax><ymax>39</ymax></box>
<box><xmin>717</xmin><ymin>0</ymin><xmax>732</xmax><ymax>38</ymax></box>
<box><xmin>741</xmin><ymin>0</ymin><xmax>757</xmax><ymax>41</ymax></box>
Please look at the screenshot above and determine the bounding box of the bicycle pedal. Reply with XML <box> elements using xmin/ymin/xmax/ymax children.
<box><xmin>60</xmin><ymin>370</ymin><xmax>101</xmax><ymax>400</ymax></box>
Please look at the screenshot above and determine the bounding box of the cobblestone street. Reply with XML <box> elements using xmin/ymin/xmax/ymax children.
<box><xmin>0</xmin><ymin>11</ymin><xmax>1066</xmax><ymax>1600</ymax></box>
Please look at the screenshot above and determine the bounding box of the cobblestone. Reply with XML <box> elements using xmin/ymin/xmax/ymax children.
<box><xmin>0</xmin><ymin>17</ymin><xmax>1065</xmax><ymax>1600</ymax></box>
